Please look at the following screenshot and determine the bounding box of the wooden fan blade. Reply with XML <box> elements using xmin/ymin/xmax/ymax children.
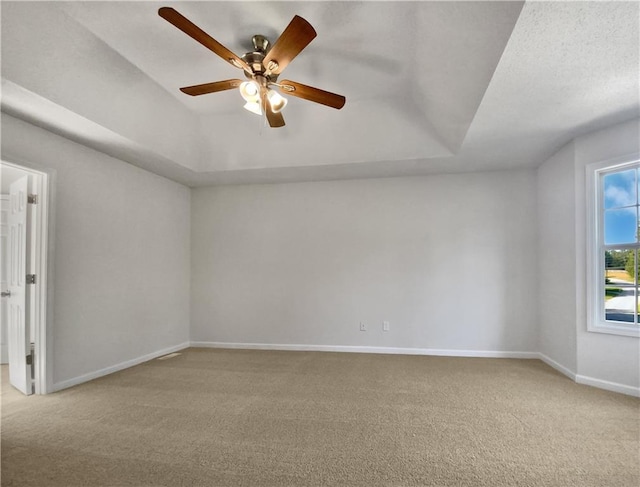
<box><xmin>266</xmin><ymin>108</ymin><xmax>285</xmax><ymax>128</ymax></box>
<box><xmin>261</xmin><ymin>87</ymin><xmax>285</xmax><ymax>128</ymax></box>
<box><xmin>279</xmin><ymin>80</ymin><xmax>346</xmax><ymax>109</ymax></box>
<box><xmin>158</xmin><ymin>7</ymin><xmax>250</xmax><ymax>72</ymax></box>
<box><xmin>180</xmin><ymin>79</ymin><xmax>243</xmax><ymax>96</ymax></box>
<box><xmin>262</xmin><ymin>16</ymin><xmax>316</xmax><ymax>75</ymax></box>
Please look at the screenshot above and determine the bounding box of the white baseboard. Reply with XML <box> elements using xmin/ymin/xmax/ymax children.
<box><xmin>537</xmin><ymin>353</ymin><xmax>639</xmax><ymax>397</ymax></box>
<box><xmin>52</xmin><ymin>342</ymin><xmax>190</xmax><ymax>392</ymax></box>
<box><xmin>189</xmin><ymin>341</ymin><xmax>539</xmax><ymax>359</ymax></box>
<box><xmin>575</xmin><ymin>374</ymin><xmax>640</xmax><ymax>397</ymax></box>
<box><xmin>537</xmin><ymin>353</ymin><xmax>577</xmax><ymax>380</ymax></box>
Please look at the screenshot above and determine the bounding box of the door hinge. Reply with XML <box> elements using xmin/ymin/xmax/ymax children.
<box><xmin>26</xmin><ymin>274</ymin><xmax>36</xmax><ymax>285</ymax></box>
<box><xmin>28</xmin><ymin>194</ymin><xmax>38</xmax><ymax>204</ymax></box>
<box><xmin>26</xmin><ymin>354</ymin><xmax>33</xmax><ymax>366</ymax></box>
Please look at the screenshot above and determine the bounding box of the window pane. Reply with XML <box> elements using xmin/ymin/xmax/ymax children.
<box><xmin>605</xmin><ymin>249</ymin><xmax>636</xmax><ymax>323</ymax></box>
<box><xmin>604</xmin><ymin>208</ymin><xmax>638</xmax><ymax>244</ymax></box>
<box><xmin>605</xmin><ymin>286</ymin><xmax>636</xmax><ymax>323</ymax></box>
<box><xmin>605</xmin><ymin>249</ymin><xmax>635</xmax><ymax>284</ymax></box>
<box><xmin>604</xmin><ymin>169</ymin><xmax>636</xmax><ymax>209</ymax></box>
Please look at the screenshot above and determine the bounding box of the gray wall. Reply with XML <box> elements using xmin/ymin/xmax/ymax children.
<box><xmin>4</xmin><ymin>107</ymin><xmax>637</xmax><ymax>394</ymax></box>
<box><xmin>537</xmin><ymin>142</ymin><xmax>577</xmax><ymax>372</ymax></box>
<box><xmin>1</xmin><ymin>113</ymin><xmax>191</xmax><ymax>387</ymax></box>
<box><xmin>191</xmin><ymin>170</ymin><xmax>539</xmax><ymax>353</ymax></box>
<box><xmin>537</xmin><ymin>117</ymin><xmax>640</xmax><ymax>392</ymax></box>
<box><xmin>574</xmin><ymin>119</ymin><xmax>640</xmax><ymax>389</ymax></box>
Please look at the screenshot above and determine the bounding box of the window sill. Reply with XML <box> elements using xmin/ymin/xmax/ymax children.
<box><xmin>588</xmin><ymin>322</ymin><xmax>640</xmax><ymax>338</ymax></box>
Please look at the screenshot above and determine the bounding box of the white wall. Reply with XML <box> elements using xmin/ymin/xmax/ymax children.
<box><xmin>3</xmin><ymin>106</ymin><xmax>635</xmax><ymax>395</ymax></box>
<box><xmin>537</xmin><ymin>142</ymin><xmax>577</xmax><ymax>373</ymax></box>
<box><xmin>191</xmin><ymin>171</ymin><xmax>538</xmax><ymax>353</ymax></box>
<box><xmin>574</xmin><ymin>119</ymin><xmax>640</xmax><ymax>390</ymax></box>
<box><xmin>1</xmin><ymin>114</ymin><xmax>191</xmax><ymax>387</ymax></box>
<box><xmin>536</xmin><ymin>118</ymin><xmax>640</xmax><ymax>394</ymax></box>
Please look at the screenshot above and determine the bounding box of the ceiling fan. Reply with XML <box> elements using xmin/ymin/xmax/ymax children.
<box><xmin>158</xmin><ymin>7</ymin><xmax>346</xmax><ymax>128</ymax></box>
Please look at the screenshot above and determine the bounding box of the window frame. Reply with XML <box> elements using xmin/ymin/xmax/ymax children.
<box><xmin>586</xmin><ymin>153</ymin><xmax>640</xmax><ymax>338</ymax></box>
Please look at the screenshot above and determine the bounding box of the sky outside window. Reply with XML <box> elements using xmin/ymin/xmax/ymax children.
<box><xmin>603</xmin><ymin>169</ymin><xmax>639</xmax><ymax>245</ymax></box>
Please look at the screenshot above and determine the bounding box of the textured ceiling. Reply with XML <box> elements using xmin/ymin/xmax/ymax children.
<box><xmin>1</xmin><ymin>1</ymin><xmax>638</xmax><ymax>186</ymax></box>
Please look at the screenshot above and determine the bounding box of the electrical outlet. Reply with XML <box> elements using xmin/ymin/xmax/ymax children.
<box><xmin>360</xmin><ymin>322</ymin><xmax>366</xmax><ymax>331</ymax></box>
<box><xmin>383</xmin><ymin>321</ymin><xmax>390</xmax><ymax>332</ymax></box>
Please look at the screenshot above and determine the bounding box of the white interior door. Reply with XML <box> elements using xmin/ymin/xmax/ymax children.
<box><xmin>7</xmin><ymin>175</ymin><xmax>31</xmax><ymax>394</ymax></box>
<box><xmin>1</xmin><ymin>195</ymin><xmax>9</xmax><ymax>364</ymax></box>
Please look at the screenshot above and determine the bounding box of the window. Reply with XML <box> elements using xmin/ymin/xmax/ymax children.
<box><xmin>587</xmin><ymin>154</ymin><xmax>640</xmax><ymax>337</ymax></box>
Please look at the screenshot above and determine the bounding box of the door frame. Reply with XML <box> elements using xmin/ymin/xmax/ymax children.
<box><xmin>2</xmin><ymin>158</ymin><xmax>52</xmax><ymax>394</ymax></box>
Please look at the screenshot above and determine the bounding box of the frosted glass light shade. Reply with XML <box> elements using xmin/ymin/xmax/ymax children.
<box><xmin>267</xmin><ymin>90</ymin><xmax>287</xmax><ymax>113</ymax></box>
<box><xmin>239</xmin><ymin>81</ymin><xmax>260</xmax><ymax>102</ymax></box>
<box><xmin>243</xmin><ymin>101</ymin><xmax>262</xmax><ymax>115</ymax></box>
<box><xmin>239</xmin><ymin>82</ymin><xmax>287</xmax><ymax>116</ymax></box>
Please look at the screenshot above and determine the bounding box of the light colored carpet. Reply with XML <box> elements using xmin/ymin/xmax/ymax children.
<box><xmin>1</xmin><ymin>348</ymin><xmax>639</xmax><ymax>486</ymax></box>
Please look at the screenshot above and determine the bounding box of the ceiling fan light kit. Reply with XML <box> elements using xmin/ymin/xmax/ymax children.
<box><xmin>158</xmin><ymin>7</ymin><xmax>346</xmax><ymax>128</ymax></box>
<box><xmin>266</xmin><ymin>90</ymin><xmax>287</xmax><ymax>113</ymax></box>
<box><xmin>239</xmin><ymin>80</ymin><xmax>260</xmax><ymax>103</ymax></box>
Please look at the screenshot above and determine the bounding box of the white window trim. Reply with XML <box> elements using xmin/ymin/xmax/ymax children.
<box><xmin>586</xmin><ymin>152</ymin><xmax>640</xmax><ymax>338</ymax></box>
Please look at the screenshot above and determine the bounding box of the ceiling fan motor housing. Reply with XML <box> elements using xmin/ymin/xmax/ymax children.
<box><xmin>242</xmin><ymin>37</ymin><xmax>280</xmax><ymax>82</ymax></box>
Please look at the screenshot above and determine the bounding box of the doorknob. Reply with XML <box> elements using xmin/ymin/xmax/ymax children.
<box><xmin>1</xmin><ymin>291</ymin><xmax>10</xmax><ymax>297</ymax></box>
